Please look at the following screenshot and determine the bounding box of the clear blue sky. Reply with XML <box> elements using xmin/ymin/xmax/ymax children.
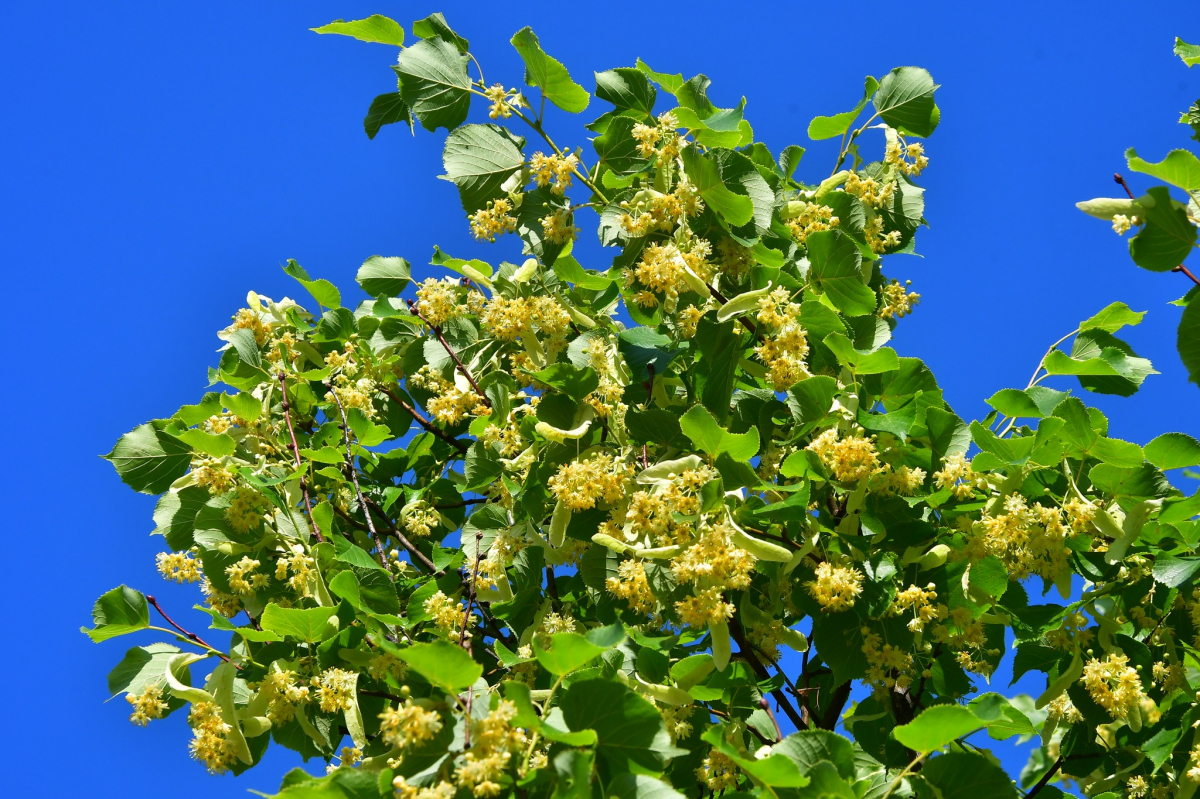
<box><xmin>3</xmin><ymin>2</ymin><xmax>1198</xmax><ymax>795</ymax></box>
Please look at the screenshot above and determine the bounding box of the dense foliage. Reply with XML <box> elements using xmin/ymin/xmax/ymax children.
<box><xmin>86</xmin><ymin>13</ymin><xmax>1200</xmax><ymax>799</ymax></box>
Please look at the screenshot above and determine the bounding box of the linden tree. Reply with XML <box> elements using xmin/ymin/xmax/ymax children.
<box><xmin>87</xmin><ymin>12</ymin><xmax>1200</xmax><ymax>799</ymax></box>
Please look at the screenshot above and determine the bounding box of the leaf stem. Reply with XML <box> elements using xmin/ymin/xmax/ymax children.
<box><xmin>1025</xmin><ymin>757</ymin><xmax>1062</xmax><ymax>798</ymax></box>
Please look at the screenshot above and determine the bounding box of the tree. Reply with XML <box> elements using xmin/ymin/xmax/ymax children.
<box><xmin>85</xmin><ymin>12</ymin><xmax>1200</xmax><ymax>798</ymax></box>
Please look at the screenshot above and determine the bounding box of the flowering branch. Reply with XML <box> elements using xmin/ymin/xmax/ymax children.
<box><xmin>277</xmin><ymin>372</ymin><xmax>324</xmax><ymax>543</ymax></box>
<box><xmin>406</xmin><ymin>301</ymin><xmax>491</xmax><ymax>407</ymax></box>
<box><xmin>326</xmin><ymin>380</ymin><xmax>391</xmax><ymax>573</ymax></box>
<box><xmin>379</xmin><ymin>386</ymin><xmax>470</xmax><ymax>452</ymax></box>
<box><xmin>358</xmin><ymin>495</ymin><xmax>440</xmax><ymax>575</ymax></box>
<box><xmin>728</xmin><ymin>613</ymin><xmax>807</xmax><ymax>730</ymax></box>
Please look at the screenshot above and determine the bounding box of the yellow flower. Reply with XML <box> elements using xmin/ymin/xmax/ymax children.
<box><xmin>484</xmin><ymin>84</ymin><xmax>516</xmax><ymax>119</ymax></box>
<box><xmin>806</xmin><ymin>562</ymin><xmax>864</xmax><ymax>612</ymax></box>
<box><xmin>540</xmin><ymin>208</ymin><xmax>579</xmax><ymax>244</ymax></box>
<box><xmin>606</xmin><ymin>559</ymin><xmax>657</xmax><ymax>613</ymax></box>
<box><xmin>225</xmin><ymin>486</ymin><xmax>270</xmax><ymax>534</ymax></box>
<box><xmin>807</xmin><ymin>429</ymin><xmax>882</xmax><ymax>482</ymax></box>
<box><xmin>225</xmin><ymin>556</ymin><xmax>266</xmax><ymax>595</ymax></box>
<box><xmin>879</xmin><ymin>280</ymin><xmax>920</xmax><ymax>319</ymax></box>
<box><xmin>784</xmin><ymin>201</ymin><xmax>839</xmax><ymax>245</ymax></box>
<box><xmin>548</xmin><ymin>452</ymin><xmax>632</xmax><ymax>511</ymax></box>
<box><xmin>379</xmin><ymin>699</ymin><xmax>444</xmax><ymax>749</ymax></box>
<box><xmin>470</xmin><ymin>199</ymin><xmax>519</xmax><ymax>242</ymax></box>
<box><xmin>417</xmin><ymin>277</ymin><xmax>467</xmax><ymax>326</ymax></box>
<box><xmin>156</xmin><ymin>551</ymin><xmax>201</xmax><ymax>583</ymax></box>
<box><xmin>529</xmin><ymin>152</ymin><xmax>579</xmax><ymax>195</ymax></box>
<box><xmin>126</xmin><ymin>683</ymin><xmax>168</xmax><ymax>726</ymax></box>
<box><xmin>313</xmin><ymin>667</ymin><xmax>358</xmax><ymax>714</ymax></box>
<box><xmin>188</xmin><ymin>701</ymin><xmax>237</xmax><ymax>774</ymax></box>
<box><xmin>675</xmin><ymin>586</ymin><xmax>734</xmax><ymax>627</ymax></box>
<box><xmin>1082</xmin><ymin>653</ymin><xmax>1146</xmax><ymax>720</ymax></box>
<box><xmin>696</xmin><ymin>749</ymin><xmax>740</xmax><ymax>791</ymax></box>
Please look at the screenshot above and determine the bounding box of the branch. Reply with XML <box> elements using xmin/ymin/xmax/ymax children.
<box><xmin>406</xmin><ymin>301</ymin><xmax>490</xmax><ymax>407</ymax></box>
<box><xmin>728</xmin><ymin>614</ymin><xmax>807</xmax><ymax>730</ymax></box>
<box><xmin>359</xmin><ymin>495</ymin><xmax>441</xmax><ymax>575</ymax></box>
<box><xmin>1025</xmin><ymin>757</ymin><xmax>1062</xmax><ymax>798</ymax></box>
<box><xmin>1174</xmin><ymin>264</ymin><xmax>1200</xmax><ymax>286</ymax></box>
<box><xmin>758</xmin><ymin>696</ymin><xmax>784</xmax><ymax>742</ymax></box>
<box><xmin>277</xmin><ymin>372</ymin><xmax>324</xmax><ymax>543</ymax></box>
<box><xmin>380</xmin><ymin>386</ymin><xmax>470</xmax><ymax>452</ymax></box>
<box><xmin>460</xmin><ymin>531</ymin><xmax>483</xmax><ymax>650</ymax></box>
<box><xmin>819</xmin><ymin>680</ymin><xmax>852</xmax><ymax>731</ymax></box>
<box><xmin>1114</xmin><ymin>175</ymin><xmax>1200</xmax><ymax>287</ymax></box>
<box><xmin>326</xmin><ymin>381</ymin><xmax>390</xmax><ymax>573</ymax></box>
<box><xmin>147</xmin><ymin>595</ymin><xmax>230</xmax><ymax>664</ymax></box>
<box><xmin>708</xmin><ymin>284</ymin><xmax>759</xmax><ymax>337</ymax></box>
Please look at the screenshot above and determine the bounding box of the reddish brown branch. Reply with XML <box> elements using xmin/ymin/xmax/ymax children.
<box><xmin>728</xmin><ymin>613</ymin><xmax>806</xmax><ymax>731</ymax></box>
<box><xmin>147</xmin><ymin>595</ymin><xmax>229</xmax><ymax>663</ymax></box>
<box><xmin>1174</xmin><ymin>264</ymin><xmax>1200</xmax><ymax>286</ymax></box>
<box><xmin>359</xmin><ymin>495</ymin><xmax>440</xmax><ymax>575</ymax></box>
<box><xmin>277</xmin><ymin>372</ymin><xmax>324</xmax><ymax>543</ymax></box>
<box><xmin>380</xmin><ymin>386</ymin><xmax>469</xmax><ymax>452</ymax></box>
<box><xmin>1113</xmin><ymin>172</ymin><xmax>1136</xmax><ymax>200</ymax></box>
<box><xmin>407</xmin><ymin>301</ymin><xmax>490</xmax><ymax>407</ymax></box>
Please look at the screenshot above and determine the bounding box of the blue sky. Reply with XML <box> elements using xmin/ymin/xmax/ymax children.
<box><xmin>3</xmin><ymin>1</ymin><xmax>1199</xmax><ymax>795</ymax></box>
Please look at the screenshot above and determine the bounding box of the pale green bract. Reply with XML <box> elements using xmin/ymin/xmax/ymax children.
<box><xmin>87</xmin><ymin>12</ymin><xmax>1200</xmax><ymax>799</ymax></box>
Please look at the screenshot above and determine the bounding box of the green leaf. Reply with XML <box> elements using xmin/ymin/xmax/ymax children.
<box><xmin>430</xmin><ymin>246</ymin><xmax>494</xmax><ymax>279</ymax></box>
<box><xmin>534</xmin><ymin>632</ymin><xmax>608</xmax><ymax>675</ymax></box>
<box><xmin>283</xmin><ymin>260</ymin><xmax>340</xmax><ymax>309</ymax></box>
<box><xmin>594</xmin><ymin>115</ymin><xmax>651</xmax><ymax>175</ymax></box>
<box><xmin>1130</xmin><ymin>186</ymin><xmax>1197</xmax><ymax>272</ymax></box>
<box><xmin>822</xmin><ymin>332</ymin><xmax>899</xmax><ymax>374</ymax></box>
<box><xmin>1176</xmin><ymin>37</ymin><xmax>1200</xmax><ymax>67</ymax></box>
<box><xmin>1153</xmin><ymin>555</ymin><xmax>1200</xmax><ymax>587</ymax></box>
<box><xmin>1090</xmin><ymin>438</ymin><xmax>1144</xmax><ymax>468</ymax></box>
<box><xmin>893</xmin><ymin>705</ymin><xmax>986</xmax><ymax>752</ymax></box>
<box><xmin>411</xmin><ymin>12</ymin><xmax>468</xmax><ymax>52</ymax></box>
<box><xmin>985</xmin><ymin>389</ymin><xmax>1044</xmax><ymax>419</ymax></box>
<box><xmin>441</xmin><ymin>123</ymin><xmax>526</xmax><ymax>213</ymax></box>
<box><xmin>347</xmin><ymin>408</ymin><xmax>392</xmax><ymax>447</ymax></box>
<box><xmin>635</xmin><ymin>58</ymin><xmax>683</xmax><ymax>94</ymax></box>
<box><xmin>692</xmin><ymin>318</ymin><xmax>739</xmax><ymax>423</ymax></box>
<box><xmin>194</xmin><ymin>605</ymin><xmax>281</xmax><ymax>642</ymax></box>
<box><xmin>680</xmin><ymin>145</ymin><xmax>753</xmax><ymax>226</ymax></box>
<box><xmin>594</xmin><ymin>68</ymin><xmax>656</xmax><ymax>114</ymax></box>
<box><xmin>82</xmin><ymin>585</ymin><xmax>150</xmax><ymax>642</ymax></box>
<box><xmin>394</xmin><ymin>38</ymin><xmax>471</xmax><ymax>132</ymax></box>
<box><xmin>260</xmin><ymin>603</ymin><xmax>339</xmax><ymax>643</ymax></box>
<box><xmin>608</xmin><ymin>775</ymin><xmax>685</xmax><ymax>799</ymax></box>
<box><xmin>364</xmin><ymin>92</ymin><xmax>412</xmax><ymax>139</ymax></box>
<box><xmin>1145</xmin><ymin>432</ymin><xmax>1200</xmax><ymax>469</ymax></box>
<box><xmin>396</xmin><ymin>640</ymin><xmax>482</xmax><ymax>694</ymax></box>
<box><xmin>772</xmin><ymin>730</ymin><xmax>856</xmax><ymax>780</ymax></box>
<box><xmin>872</xmin><ymin>67</ymin><xmax>939</xmax><ymax>137</ymax></box>
<box><xmin>510</xmin><ymin>27</ymin><xmax>589</xmax><ymax>114</ymax></box>
<box><xmin>1126</xmin><ymin>148</ymin><xmax>1200</xmax><ymax>191</ymax></box>
<box><xmin>919</xmin><ymin>752</ymin><xmax>1017</xmax><ymax>799</ymax></box>
<box><xmin>311</xmin><ymin>16</ymin><xmax>405</xmax><ymax>45</ymax></box>
<box><xmin>806</xmin><ymin>229</ymin><xmax>876</xmax><ymax>317</ymax></box>
<box><xmin>559</xmin><ymin>679</ymin><xmax>685</xmax><ymax>773</ymax></box>
<box><xmin>528</xmin><ymin>363</ymin><xmax>599</xmax><ymax>401</ymax></box>
<box><xmin>172</xmin><ymin>428</ymin><xmax>236</xmax><ymax>457</ymax></box>
<box><xmin>807</xmin><ymin>76</ymin><xmax>878</xmax><ymax>140</ymax></box>
<box><xmin>104</xmin><ymin>421</ymin><xmax>193</xmax><ymax>494</ymax></box>
<box><xmin>222</xmin><ymin>391</ymin><xmax>261</xmax><ymax>423</ymax></box>
<box><xmin>552</xmin><ymin>254</ymin><xmax>613</xmax><ymax>290</ymax></box>
<box><xmin>1080</xmin><ymin>301</ymin><xmax>1146</xmax><ymax>334</ymax></box>
<box><xmin>1180</xmin><ymin>299</ymin><xmax>1200</xmax><ymax>387</ymax></box>
<box><xmin>680</xmin><ymin>404</ymin><xmax>760</xmax><ymax>460</ymax></box>
<box><xmin>356</xmin><ymin>256</ymin><xmax>412</xmax><ymax>297</ymax></box>
<box><xmin>107</xmin><ymin>643</ymin><xmax>182</xmax><ymax>697</ymax></box>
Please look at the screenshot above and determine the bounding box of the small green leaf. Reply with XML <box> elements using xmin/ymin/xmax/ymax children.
<box><xmin>1129</xmin><ymin>186</ymin><xmax>1198</xmax><ymax>272</ymax></box>
<box><xmin>594</xmin><ymin>68</ymin><xmax>656</xmax><ymax>114</ymax></box>
<box><xmin>283</xmin><ymin>260</ymin><xmax>341</xmax><ymax>309</ymax></box>
<box><xmin>396</xmin><ymin>640</ymin><xmax>482</xmax><ymax>694</ymax></box>
<box><xmin>364</xmin><ymin>92</ymin><xmax>412</xmax><ymax>139</ymax></box>
<box><xmin>1080</xmin><ymin>301</ymin><xmax>1146</xmax><ymax>334</ymax></box>
<box><xmin>394</xmin><ymin>38</ymin><xmax>472</xmax><ymax>132</ymax></box>
<box><xmin>534</xmin><ymin>632</ymin><xmax>607</xmax><ymax>675</ymax></box>
<box><xmin>527</xmin><ymin>363</ymin><xmax>599</xmax><ymax>401</ymax></box>
<box><xmin>107</xmin><ymin>643</ymin><xmax>182</xmax><ymax>697</ymax></box>
<box><xmin>311</xmin><ymin>15</ymin><xmax>405</xmax><ymax>46</ymax></box>
<box><xmin>1180</xmin><ymin>300</ymin><xmax>1200</xmax><ymax>387</ymax></box>
<box><xmin>1126</xmin><ymin>148</ymin><xmax>1200</xmax><ymax>191</ymax></box>
<box><xmin>1145</xmin><ymin>432</ymin><xmax>1200</xmax><ymax>469</ymax></box>
<box><xmin>822</xmin><ymin>332</ymin><xmax>899</xmax><ymax>374</ymax></box>
<box><xmin>893</xmin><ymin>704</ymin><xmax>985</xmax><ymax>752</ymax></box>
<box><xmin>680</xmin><ymin>404</ymin><xmax>760</xmax><ymax>460</ymax></box>
<box><xmin>806</xmin><ymin>229</ymin><xmax>876</xmax><ymax>317</ymax></box>
<box><xmin>221</xmin><ymin>391</ymin><xmax>262</xmax><ymax>423</ymax></box>
<box><xmin>104</xmin><ymin>421</ymin><xmax>193</xmax><ymax>495</ymax></box>
<box><xmin>872</xmin><ymin>67</ymin><xmax>939</xmax><ymax>137</ymax></box>
<box><xmin>82</xmin><ymin>586</ymin><xmax>150</xmax><ymax>643</ymax></box>
<box><xmin>1153</xmin><ymin>555</ymin><xmax>1200</xmax><ymax>587</ymax></box>
<box><xmin>807</xmin><ymin>76</ymin><xmax>878</xmax><ymax>140</ymax></box>
<box><xmin>260</xmin><ymin>603</ymin><xmax>339</xmax><ymax>643</ymax></box>
<box><xmin>173</xmin><ymin>429</ymin><xmax>236</xmax><ymax>457</ymax></box>
<box><xmin>985</xmin><ymin>388</ymin><xmax>1044</xmax><ymax>419</ymax></box>
<box><xmin>680</xmin><ymin>145</ymin><xmax>753</xmax><ymax>226</ymax></box>
<box><xmin>1176</xmin><ymin>37</ymin><xmax>1200</xmax><ymax>67</ymax></box>
<box><xmin>411</xmin><ymin>12</ymin><xmax>468</xmax><ymax>51</ymax></box>
<box><xmin>347</xmin><ymin>408</ymin><xmax>392</xmax><ymax>447</ymax></box>
<box><xmin>1090</xmin><ymin>438</ymin><xmax>1144</xmax><ymax>468</ymax></box>
<box><xmin>919</xmin><ymin>751</ymin><xmax>1016</xmax><ymax>799</ymax></box>
<box><xmin>510</xmin><ymin>27</ymin><xmax>589</xmax><ymax>114</ymax></box>
<box><xmin>441</xmin><ymin>124</ymin><xmax>526</xmax><ymax>213</ymax></box>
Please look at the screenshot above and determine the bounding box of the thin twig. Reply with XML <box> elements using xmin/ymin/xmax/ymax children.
<box><xmin>326</xmin><ymin>380</ymin><xmax>390</xmax><ymax>573</ymax></box>
<box><xmin>406</xmin><ymin>301</ymin><xmax>490</xmax><ymax>407</ymax></box>
<box><xmin>728</xmin><ymin>614</ymin><xmax>807</xmax><ymax>730</ymax></box>
<box><xmin>1174</xmin><ymin>264</ymin><xmax>1200</xmax><ymax>286</ymax></box>
<box><xmin>707</xmin><ymin>706</ymin><xmax>773</xmax><ymax>746</ymax></box>
<box><xmin>380</xmin><ymin>386</ymin><xmax>470</xmax><ymax>452</ymax></box>
<box><xmin>460</xmin><ymin>532</ymin><xmax>483</xmax><ymax>650</ymax></box>
<box><xmin>546</xmin><ymin>565</ymin><xmax>562</xmax><ymax>613</ymax></box>
<box><xmin>359</xmin><ymin>495</ymin><xmax>441</xmax><ymax>574</ymax></box>
<box><xmin>147</xmin><ymin>595</ymin><xmax>229</xmax><ymax>663</ymax></box>
<box><xmin>1025</xmin><ymin>757</ymin><xmax>1062</xmax><ymax>798</ymax></box>
<box><xmin>758</xmin><ymin>697</ymin><xmax>784</xmax><ymax>742</ymax></box>
<box><xmin>277</xmin><ymin>372</ymin><xmax>324</xmax><ymax>542</ymax></box>
<box><xmin>1113</xmin><ymin>173</ymin><xmax>1136</xmax><ymax>200</ymax></box>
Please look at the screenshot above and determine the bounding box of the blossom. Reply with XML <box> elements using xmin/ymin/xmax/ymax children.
<box><xmin>126</xmin><ymin>684</ymin><xmax>168</xmax><ymax>726</ymax></box>
<box><xmin>806</xmin><ymin>562</ymin><xmax>864</xmax><ymax>612</ymax></box>
<box><xmin>379</xmin><ymin>699</ymin><xmax>444</xmax><ymax>749</ymax></box>
<box><xmin>156</xmin><ymin>551</ymin><xmax>201</xmax><ymax>583</ymax></box>
<box><xmin>470</xmin><ymin>199</ymin><xmax>519</xmax><ymax>242</ymax></box>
